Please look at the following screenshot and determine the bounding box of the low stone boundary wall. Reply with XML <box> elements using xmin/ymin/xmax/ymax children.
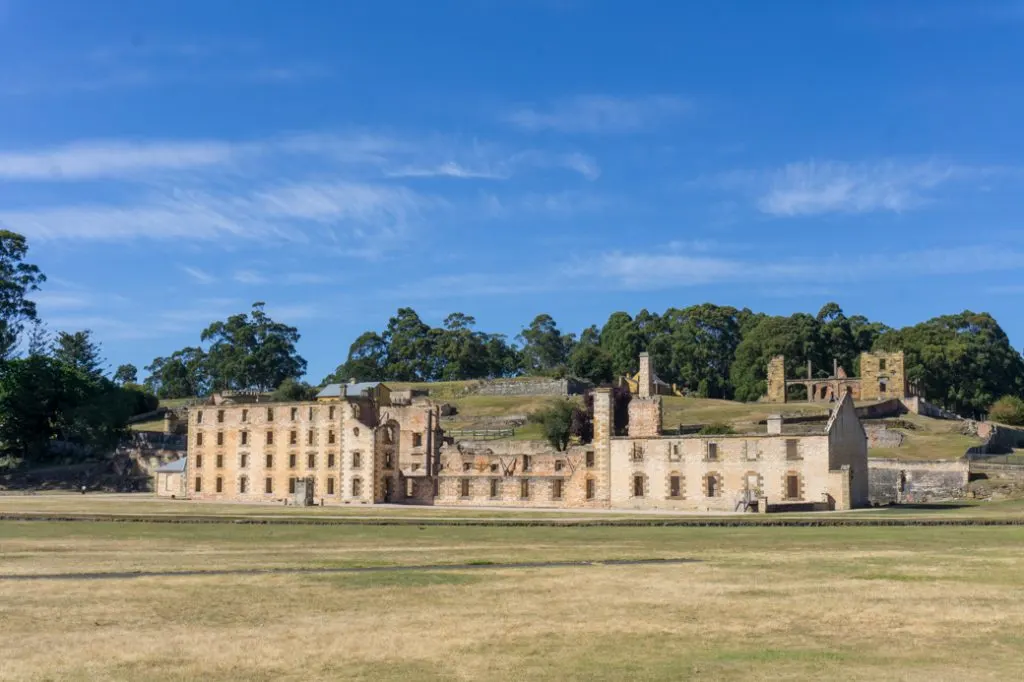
<box><xmin>868</xmin><ymin>458</ymin><xmax>969</xmax><ymax>504</ymax></box>
<box><xmin>469</xmin><ymin>378</ymin><xmax>590</xmax><ymax>397</ymax></box>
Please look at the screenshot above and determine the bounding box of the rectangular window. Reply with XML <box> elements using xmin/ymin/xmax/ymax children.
<box><xmin>670</xmin><ymin>443</ymin><xmax>681</xmax><ymax>461</ymax></box>
<box><xmin>307</xmin><ymin>430</ymin><xmax>314</xmax><ymax>446</ymax></box>
<box><xmin>291</xmin><ymin>407</ymin><xmax>298</xmax><ymax>421</ymax></box>
<box><xmin>329</xmin><ymin>406</ymin><xmax>335</xmax><ymax>420</ymax></box>
<box><xmin>308</xmin><ymin>406</ymin><xmax>314</xmax><ymax>420</ymax></box>
<box><xmin>327</xmin><ymin>477</ymin><xmax>335</xmax><ymax>495</ymax></box>
<box><xmin>240</xmin><ymin>431</ymin><xmax>248</xmax><ymax>446</ymax></box>
<box><xmin>265</xmin><ymin>454</ymin><xmax>273</xmax><ymax>469</ymax></box>
<box><xmin>328</xmin><ymin>430</ymin><xmax>336</xmax><ymax>444</ymax></box>
<box><xmin>240</xmin><ymin>453</ymin><xmax>248</xmax><ymax>468</ymax></box>
<box><xmin>239</xmin><ymin>477</ymin><xmax>248</xmax><ymax>493</ymax></box>
<box><xmin>265</xmin><ymin>477</ymin><xmax>273</xmax><ymax>493</ymax></box>
<box><xmin>406</xmin><ymin>479</ymin><xmax>415</xmax><ymax>498</ymax></box>
<box><xmin>195</xmin><ymin>477</ymin><xmax>202</xmax><ymax>492</ymax></box>
<box><xmin>266</xmin><ymin>431</ymin><xmax>274</xmax><ymax>445</ymax></box>
<box><xmin>195</xmin><ymin>454</ymin><xmax>203</xmax><ymax>469</ymax></box>
<box><xmin>215</xmin><ymin>477</ymin><xmax>223</xmax><ymax>493</ymax></box>
<box><xmin>490</xmin><ymin>463</ymin><xmax>499</xmax><ymax>473</ymax></box>
<box><xmin>289</xmin><ymin>478</ymin><xmax>296</xmax><ymax>494</ymax></box>
<box><xmin>707</xmin><ymin>443</ymin><xmax>718</xmax><ymax>461</ymax></box>
<box><xmin>670</xmin><ymin>475</ymin><xmax>681</xmax><ymax>498</ymax></box>
<box><xmin>307</xmin><ymin>453</ymin><xmax>316</xmax><ymax>469</ymax></box>
<box><xmin>384</xmin><ymin>452</ymin><xmax>393</xmax><ymax>469</ymax></box>
<box><xmin>552</xmin><ymin>479</ymin><xmax>563</xmax><ymax>500</ymax></box>
<box><xmin>412</xmin><ymin>433</ymin><xmax>423</xmax><ymax>448</ymax></box>
<box><xmin>217</xmin><ymin>410</ymin><xmax>224</xmax><ymax>423</ymax></box>
<box><xmin>522</xmin><ymin>455</ymin><xmax>532</xmax><ymax>472</ymax></box>
<box><xmin>216</xmin><ymin>454</ymin><xmax>223</xmax><ymax>468</ymax></box>
<box><xmin>462</xmin><ymin>462</ymin><xmax>472</xmax><ymax>472</ymax></box>
<box><xmin>196</xmin><ymin>432</ymin><xmax>203</xmax><ymax>447</ymax></box>
<box><xmin>289</xmin><ymin>431</ymin><xmax>297</xmax><ymax>445</ymax></box>
<box><xmin>786</xmin><ymin>439</ymin><xmax>800</xmax><ymax>460</ymax></box>
<box><xmin>267</xmin><ymin>407</ymin><xmax>274</xmax><ymax>421</ymax></box>
<box><xmin>879</xmin><ymin>359</ymin><xmax>887</xmax><ymax>371</ymax></box>
<box><xmin>241</xmin><ymin>409</ymin><xmax>248</xmax><ymax>423</ymax></box>
<box><xmin>554</xmin><ymin>459</ymin><xmax>564</xmax><ymax>472</ymax></box>
<box><xmin>289</xmin><ymin>453</ymin><xmax>297</xmax><ymax>469</ymax></box>
<box><xmin>585</xmin><ymin>451</ymin><xmax>595</xmax><ymax>468</ymax></box>
<box><xmin>352</xmin><ymin>452</ymin><xmax>361</xmax><ymax>468</ymax></box>
<box><xmin>490</xmin><ymin>478</ymin><xmax>499</xmax><ymax>498</ymax></box>
<box><xmin>328</xmin><ymin>453</ymin><xmax>336</xmax><ymax>468</ymax></box>
<box><xmin>586</xmin><ymin>478</ymin><xmax>595</xmax><ymax>500</ymax></box>
<box><xmin>196</xmin><ymin>410</ymin><xmax>203</xmax><ymax>424</ymax></box>
<box><xmin>633</xmin><ymin>475</ymin><xmax>644</xmax><ymax>498</ymax></box>
<box><xmin>216</xmin><ymin>432</ymin><xmax>224</xmax><ymax>446</ymax></box>
<box><xmin>786</xmin><ymin>474</ymin><xmax>800</xmax><ymax>500</ymax></box>
<box><xmin>460</xmin><ymin>478</ymin><xmax>471</xmax><ymax>498</ymax></box>
<box><xmin>520</xmin><ymin>479</ymin><xmax>530</xmax><ymax>499</ymax></box>
<box><xmin>879</xmin><ymin>379</ymin><xmax>888</xmax><ymax>394</ymax></box>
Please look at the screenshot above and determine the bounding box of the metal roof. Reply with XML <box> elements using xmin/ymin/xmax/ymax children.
<box><xmin>155</xmin><ymin>457</ymin><xmax>186</xmax><ymax>473</ymax></box>
<box><xmin>316</xmin><ymin>381</ymin><xmax>383</xmax><ymax>399</ymax></box>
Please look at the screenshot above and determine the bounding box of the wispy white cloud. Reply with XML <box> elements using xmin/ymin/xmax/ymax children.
<box><xmin>506</xmin><ymin>94</ymin><xmax>691</xmax><ymax>133</ymax></box>
<box><xmin>181</xmin><ymin>265</ymin><xmax>217</xmax><ymax>284</ymax></box>
<box><xmin>233</xmin><ymin>270</ymin><xmax>268</xmax><ymax>285</ymax></box>
<box><xmin>0</xmin><ymin>139</ymin><xmax>246</xmax><ymax>181</ymax></box>
<box><xmin>712</xmin><ymin>159</ymin><xmax>999</xmax><ymax>216</ymax></box>
<box><xmin>0</xmin><ymin>181</ymin><xmax>432</xmax><ymax>253</ymax></box>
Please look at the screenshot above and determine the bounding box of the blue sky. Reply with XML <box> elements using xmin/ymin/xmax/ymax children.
<box><xmin>1</xmin><ymin>0</ymin><xmax>1023</xmax><ymax>381</ymax></box>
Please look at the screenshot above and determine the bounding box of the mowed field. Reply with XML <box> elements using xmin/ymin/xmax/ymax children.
<box><xmin>2</xmin><ymin>509</ymin><xmax>1024</xmax><ymax>680</ymax></box>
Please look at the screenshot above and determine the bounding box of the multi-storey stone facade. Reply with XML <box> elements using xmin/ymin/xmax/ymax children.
<box><xmin>182</xmin><ymin>356</ymin><xmax>869</xmax><ymax>512</ymax></box>
<box><xmin>185</xmin><ymin>382</ymin><xmax>443</xmax><ymax>505</ymax></box>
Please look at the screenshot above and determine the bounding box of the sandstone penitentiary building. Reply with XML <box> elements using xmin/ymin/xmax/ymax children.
<box><xmin>765</xmin><ymin>350</ymin><xmax>921</xmax><ymax>404</ymax></box>
<box><xmin>181</xmin><ymin>354</ymin><xmax>870</xmax><ymax>512</ymax></box>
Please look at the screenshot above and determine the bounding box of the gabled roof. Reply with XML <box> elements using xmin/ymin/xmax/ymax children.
<box><xmin>155</xmin><ymin>457</ymin><xmax>186</xmax><ymax>473</ymax></box>
<box><xmin>316</xmin><ymin>381</ymin><xmax>384</xmax><ymax>399</ymax></box>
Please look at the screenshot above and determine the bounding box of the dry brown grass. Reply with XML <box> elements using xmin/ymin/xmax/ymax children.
<box><xmin>1</xmin><ymin>522</ymin><xmax>1023</xmax><ymax>680</ymax></box>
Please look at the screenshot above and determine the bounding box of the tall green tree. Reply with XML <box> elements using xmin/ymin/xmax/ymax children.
<box><xmin>144</xmin><ymin>347</ymin><xmax>210</xmax><ymax>399</ymax></box>
<box><xmin>518</xmin><ymin>314</ymin><xmax>574</xmax><ymax>376</ymax></box>
<box><xmin>383</xmin><ymin>308</ymin><xmax>436</xmax><ymax>381</ymax></box>
<box><xmin>323</xmin><ymin>331</ymin><xmax>388</xmax><ymax>384</ymax></box>
<box><xmin>201</xmin><ymin>302</ymin><xmax>307</xmax><ymax>391</ymax></box>
<box><xmin>599</xmin><ymin>312</ymin><xmax>643</xmax><ymax>378</ymax></box>
<box><xmin>730</xmin><ymin>314</ymin><xmax>825</xmax><ymax>401</ymax></box>
<box><xmin>568</xmin><ymin>325</ymin><xmax>614</xmax><ymax>384</ymax></box>
<box><xmin>52</xmin><ymin>330</ymin><xmax>105</xmax><ymax>378</ymax></box>
<box><xmin>656</xmin><ymin>304</ymin><xmax>743</xmax><ymax>398</ymax></box>
<box><xmin>874</xmin><ymin>311</ymin><xmax>1024</xmax><ymax>417</ymax></box>
<box><xmin>0</xmin><ymin>231</ymin><xmax>45</xmax><ymax>359</ymax></box>
<box><xmin>113</xmin><ymin>363</ymin><xmax>138</xmax><ymax>385</ymax></box>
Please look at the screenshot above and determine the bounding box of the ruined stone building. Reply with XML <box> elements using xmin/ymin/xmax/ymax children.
<box><xmin>766</xmin><ymin>351</ymin><xmax>920</xmax><ymax>403</ymax></box>
<box><xmin>185</xmin><ymin>381</ymin><xmax>443</xmax><ymax>505</ymax></box>
<box><xmin>183</xmin><ymin>355</ymin><xmax>869</xmax><ymax>512</ymax></box>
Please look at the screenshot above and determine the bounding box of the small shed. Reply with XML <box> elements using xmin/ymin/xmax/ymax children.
<box><xmin>154</xmin><ymin>457</ymin><xmax>186</xmax><ymax>498</ymax></box>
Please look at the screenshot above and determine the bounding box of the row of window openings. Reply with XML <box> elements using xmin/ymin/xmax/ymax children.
<box><xmin>629</xmin><ymin>441</ymin><xmax>803</xmax><ymax>462</ymax></box>
<box><xmin>194</xmin><ymin>452</ymin><xmax>385</xmax><ymax>470</ymax></box>
<box><xmin>197</xmin><ymin>406</ymin><xmax>341</xmax><ymax>424</ymax></box>
<box><xmin>195</xmin><ymin>430</ymin><xmax>423</xmax><ymax>448</ymax></box>
<box><xmin>195</xmin><ymin>476</ymin><xmax>365</xmax><ymax>497</ymax></box>
<box><xmin>459</xmin><ymin>478</ymin><xmax>572</xmax><ymax>500</ymax></box>
<box><xmin>626</xmin><ymin>473</ymin><xmax>801</xmax><ymax>499</ymax></box>
<box><xmin>461</xmin><ymin>455</ymin><xmax>567</xmax><ymax>474</ymax></box>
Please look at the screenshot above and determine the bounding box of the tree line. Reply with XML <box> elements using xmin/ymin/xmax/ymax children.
<box><xmin>146</xmin><ymin>301</ymin><xmax>1024</xmax><ymax>420</ymax></box>
<box><xmin>0</xmin><ymin>231</ymin><xmax>157</xmax><ymax>466</ymax></box>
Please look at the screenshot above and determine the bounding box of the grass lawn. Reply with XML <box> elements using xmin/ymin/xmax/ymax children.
<box><xmin>1</xmin><ymin>519</ymin><xmax>1023</xmax><ymax>681</ymax></box>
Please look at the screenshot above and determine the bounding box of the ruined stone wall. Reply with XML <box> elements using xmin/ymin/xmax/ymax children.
<box><xmin>864</xmin><ymin>424</ymin><xmax>904</xmax><ymax>448</ymax></box>
<box><xmin>868</xmin><ymin>459</ymin><xmax>969</xmax><ymax>504</ymax></box>
<box><xmin>609</xmin><ymin>433</ymin><xmax>837</xmax><ymax>511</ymax></box>
<box><xmin>434</xmin><ymin>440</ymin><xmax>601</xmax><ymax>508</ymax></box>
<box><xmin>766</xmin><ymin>355</ymin><xmax>786</xmax><ymax>403</ymax></box>
<box><xmin>470</xmin><ymin>378</ymin><xmax>589</xmax><ymax>397</ymax></box>
<box><xmin>860</xmin><ymin>351</ymin><xmax>907</xmax><ymax>401</ymax></box>
<box><xmin>155</xmin><ymin>471</ymin><xmax>184</xmax><ymax>497</ymax></box>
<box><xmin>825</xmin><ymin>394</ymin><xmax>870</xmax><ymax>507</ymax></box>
<box><xmin>627</xmin><ymin>398</ymin><xmax>662</xmax><ymax>438</ymax></box>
